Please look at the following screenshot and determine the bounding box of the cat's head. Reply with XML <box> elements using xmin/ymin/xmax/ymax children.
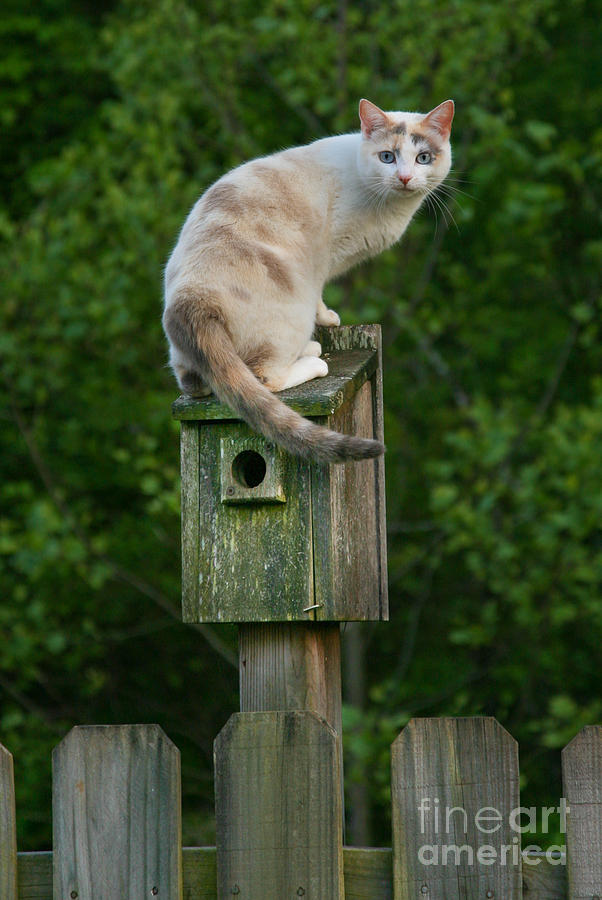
<box><xmin>357</xmin><ymin>99</ymin><xmax>454</xmax><ymax>200</ymax></box>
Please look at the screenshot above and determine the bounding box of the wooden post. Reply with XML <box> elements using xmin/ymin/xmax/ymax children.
<box><xmin>239</xmin><ymin>621</ymin><xmax>344</xmax><ymax>826</ymax></box>
<box><xmin>0</xmin><ymin>743</ymin><xmax>18</xmax><ymax>900</ymax></box>
<box><xmin>52</xmin><ymin>724</ymin><xmax>182</xmax><ymax>900</ymax></box>
<box><xmin>239</xmin><ymin>621</ymin><xmax>342</xmax><ymax>737</ymax></box>
<box><xmin>391</xmin><ymin>717</ymin><xmax>522</xmax><ymax>899</ymax></box>
<box><xmin>214</xmin><ymin>710</ymin><xmax>344</xmax><ymax>899</ymax></box>
<box><xmin>562</xmin><ymin>724</ymin><xmax>602</xmax><ymax>898</ymax></box>
<box><xmin>174</xmin><ymin>325</ymin><xmax>388</xmax><ymax>898</ymax></box>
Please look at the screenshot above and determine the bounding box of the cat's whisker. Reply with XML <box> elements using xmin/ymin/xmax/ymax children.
<box><xmin>431</xmin><ymin>190</ymin><xmax>454</xmax><ymax>223</ymax></box>
<box><xmin>434</xmin><ymin>188</ymin><xmax>465</xmax><ymax>211</ymax></box>
<box><xmin>423</xmin><ymin>189</ymin><xmax>446</xmax><ymax>232</ymax></box>
<box><xmin>426</xmin><ymin>192</ymin><xmax>446</xmax><ymax>227</ymax></box>
<box><xmin>421</xmin><ymin>185</ymin><xmax>459</xmax><ymax>233</ymax></box>
<box><xmin>445</xmin><ymin>169</ymin><xmax>477</xmax><ymax>185</ymax></box>
<box><xmin>361</xmin><ymin>177</ymin><xmax>394</xmax><ymax>213</ymax></box>
<box><xmin>443</xmin><ymin>178</ymin><xmax>478</xmax><ymax>195</ymax></box>
<box><xmin>445</xmin><ymin>178</ymin><xmax>475</xmax><ymax>186</ymax></box>
<box><xmin>423</xmin><ymin>193</ymin><xmax>441</xmax><ymax>236</ymax></box>
<box><xmin>431</xmin><ymin>191</ymin><xmax>460</xmax><ymax>232</ymax></box>
<box><xmin>366</xmin><ymin>183</ymin><xmax>390</xmax><ymax>215</ymax></box>
<box><xmin>438</xmin><ymin>182</ymin><xmax>478</xmax><ymax>202</ymax></box>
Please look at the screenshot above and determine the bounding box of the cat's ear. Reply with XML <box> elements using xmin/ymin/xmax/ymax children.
<box><xmin>359</xmin><ymin>99</ymin><xmax>389</xmax><ymax>138</ymax></box>
<box><xmin>422</xmin><ymin>100</ymin><xmax>455</xmax><ymax>139</ymax></box>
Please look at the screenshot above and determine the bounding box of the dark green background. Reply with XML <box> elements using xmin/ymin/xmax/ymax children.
<box><xmin>1</xmin><ymin>0</ymin><xmax>600</xmax><ymax>850</ymax></box>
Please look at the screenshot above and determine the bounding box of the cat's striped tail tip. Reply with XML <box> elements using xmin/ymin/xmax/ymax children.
<box><xmin>343</xmin><ymin>438</ymin><xmax>386</xmax><ymax>461</ymax></box>
<box><xmin>322</xmin><ymin>436</ymin><xmax>385</xmax><ymax>463</ymax></box>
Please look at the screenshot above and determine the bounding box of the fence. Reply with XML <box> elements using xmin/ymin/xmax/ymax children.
<box><xmin>2</xmin><ymin>718</ymin><xmax>600</xmax><ymax>899</ymax></box>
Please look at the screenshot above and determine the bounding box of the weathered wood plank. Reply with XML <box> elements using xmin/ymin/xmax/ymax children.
<box><xmin>17</xmin><ymin>852</ymin><xmax>52</xmax><ymax>900</ymax></box>
<box><xmin>312</xmin><ymin>324</ymin><xmax>388</xmax><ymax>622</ymax></box>
<box><xmin>172</xmin><ymin>348</ymin><xmax>377</xmax><ymax>420</ymax></box>
<box><xmin>0</xmin><ymin>742</ymin><xmax>18</xmax><ymax>900</ymax></box>
<box><xmin>343</xmin><ymin>847</ymin><xmax>392</xmax><ymax>899</ymax></box>
<box><xmin>562</xmin><ymin>724</ymin><xmax>602</xmax><ymax>898</ymax></box>
<box><xmin>367</xmin><ymin>325</ymin><xmax>388</xmax><ymax>621</ymax></box>
<box><xmin>214</xmin><ymin>710</ymin><xmax>344</xmax><ymax>899</ymax></box>
<box><xmin>313</xmin><ymin>379</ymin><xmax>386</xmax><ymax>620</ymax></box>
<box><xmin>182</xmin><ymin>847</ymin><xmax>217</xmax><ymax>900</ymax></box>
<box><xmin>52</xmin><ymin>724</ymin><xmax>182</xmax><ymax>900</ymax></box>
<box><xmin>316</xmin><ymin>324</ymin><xmax>381</xmax><ymax>355</ymax></box>
<box><xmin>391</xmin><ymin>717</ymin><xmax>522</xmax><ymax>899</ymax></box>
<box><xmin>16</xmin><ymin>847</ymin><xmax>567</xmax><ymax>899</ymax></box>
<box><xmin>522</xmin><ymin>851</ymin><xmax>566</xmax><ymax>898</ymax></box>
<box><xmin>181</xmin><ymin>420</ymin><xmax>201</xmax><ymax>623</ymax></box>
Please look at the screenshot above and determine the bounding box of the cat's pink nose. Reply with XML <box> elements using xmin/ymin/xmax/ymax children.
<box><xmin>399</xmin><ymin>174</ymin><xmax>412</xmax><ymax>186</ymax></box>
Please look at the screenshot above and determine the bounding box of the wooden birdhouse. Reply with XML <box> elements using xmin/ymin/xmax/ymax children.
<box><xmin>172</xmin><ymin>325</ymin><xmax>388</xmax><ymax>623</ymax></box>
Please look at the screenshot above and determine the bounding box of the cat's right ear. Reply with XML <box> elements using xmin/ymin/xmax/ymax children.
<box><xmin>359</xmin><ymin>100</ymin><xmax>389</xmax><ymax>138</ymax></box>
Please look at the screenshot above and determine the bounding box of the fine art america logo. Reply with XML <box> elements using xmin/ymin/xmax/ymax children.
<box><xmin>416</xmin><ymin>798</ymin><xmax>568</xmax><ymax>866</ymax></box>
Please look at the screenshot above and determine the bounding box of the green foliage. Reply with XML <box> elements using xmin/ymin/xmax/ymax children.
<box><xmin>1</xmin><ymin>0</ymin><xmax>601</xmax><ymax>850</ymax></box>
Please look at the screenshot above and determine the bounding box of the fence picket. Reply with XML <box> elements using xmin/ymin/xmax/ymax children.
<box><xmin>562</xmin><ymin>724</ymin><xmax>602</xmax><ymax>898</ymax></box>
<box><xmin>0</xmin><ymin>743</ymin><xmax>18</xmax><ymax>900</ymax></box>
<box><xmin>214</xmin><ymin>709</ymin><xmax>344</xmax><ymax>899</ymax></box>
<box><xmin>391</xmin><ymin>717</ymin><xmax>522</xmax><ymax>899</ymax></box>
<box><xmin>52</xmin><ymin>724</ymin><xmax>182</xmax><ymax>900</ymax></box>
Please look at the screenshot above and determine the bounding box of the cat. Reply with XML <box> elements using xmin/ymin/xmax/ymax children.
<box><xmin>163</xmin><ymin>98</ymin><xmax>454</xmax><ymax>462</ymax></box>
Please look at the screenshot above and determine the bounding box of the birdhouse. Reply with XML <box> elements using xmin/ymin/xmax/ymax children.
<box><xmin>172</xmin><ymin>325</ymin><xmax>388</xmax><ymax>623</ymax></box>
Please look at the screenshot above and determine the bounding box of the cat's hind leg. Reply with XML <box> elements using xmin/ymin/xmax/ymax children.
<box><xmin>316</xmin><ymin>299</ymin><xmax>340</xmax><ymax>327</ymax></box>
<box><xmin>173</xmin><ymin>364</ymin><xmax>211</xmax><ymax>397</ymax></box>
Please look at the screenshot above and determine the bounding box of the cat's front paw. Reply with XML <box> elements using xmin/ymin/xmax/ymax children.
<box><xmin>316</xmin><ymin>308</ymin><xmax>340</xmax><ymax>327</ymax></box>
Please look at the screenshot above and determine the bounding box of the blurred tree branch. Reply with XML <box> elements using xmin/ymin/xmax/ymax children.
<box><xmin>6</xmin><ymin>385</ymin><xmax>237</xmax><ymax>669</ymax></box>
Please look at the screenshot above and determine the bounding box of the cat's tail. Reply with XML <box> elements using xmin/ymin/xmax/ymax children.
<box><xmin>163</xmin><ymin>295</ymin><xmax>385</xmax><ymax>463</ymax></box>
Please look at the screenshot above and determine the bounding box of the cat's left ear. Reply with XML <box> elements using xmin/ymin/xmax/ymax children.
<box><xmin>422</xmin><ymin>100</ymin><xmax>455</xmax><ymax>139</ymax></box>
<box><xmin>359</xmin><ymin>99</ymin><xmax>389</xmax><ymax>138</ymax></box>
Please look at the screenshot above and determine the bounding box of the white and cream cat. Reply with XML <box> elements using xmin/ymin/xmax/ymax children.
<box><xmin>163</xmin><ymin>98</ymin><xmax>454</xmax><ymax>461</ymax></box>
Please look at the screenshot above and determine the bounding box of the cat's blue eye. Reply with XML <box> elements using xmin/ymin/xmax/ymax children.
<box><xmin>378</xmin><ymin>150</ymin><xmax>396</xmax><ymax>164</ymax></box>
<box><xmin>416</xmin><ymin>151</ymin><xmax>433</xmax><ymax>165</ymax></box>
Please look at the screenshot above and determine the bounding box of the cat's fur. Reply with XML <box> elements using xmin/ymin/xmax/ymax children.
<box><xmin>163</xmin><ymin>98</ymin><xmax>454</xmax><ymax>462</ymax></box>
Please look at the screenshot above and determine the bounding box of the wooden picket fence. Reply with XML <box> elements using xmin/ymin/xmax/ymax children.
<box><xmin>1</xmin><ymin>717</ymin><xmax>600</xmax><ymax>899</ymax></box>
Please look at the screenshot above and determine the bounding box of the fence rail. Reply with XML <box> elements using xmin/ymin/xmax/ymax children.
<box><xmin>2</xmin><ymin>719</ymin><xmax>600</xmax><ymax>899</ymax></box>
<box><xmin>15</xmin><ymin>846</ymin><xmax>566</xmax><ymax>899</ymax></box>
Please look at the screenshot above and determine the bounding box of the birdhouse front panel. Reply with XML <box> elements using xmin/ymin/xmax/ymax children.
<box><xmin>180</xmin><ymin>420</ymin><xmax>313</xmax><ymax>622</ymax></box>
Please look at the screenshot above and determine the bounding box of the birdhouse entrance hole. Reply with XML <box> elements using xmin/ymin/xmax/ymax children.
<box><xmin>217</xmin><ymin>436</ymin><xmax>286</xmax><ymax>505</ymax></box>
<box><xmin>232</xmin><ymin>450</ymin><xmax>267</xmax><ymax>489</ymax></box>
